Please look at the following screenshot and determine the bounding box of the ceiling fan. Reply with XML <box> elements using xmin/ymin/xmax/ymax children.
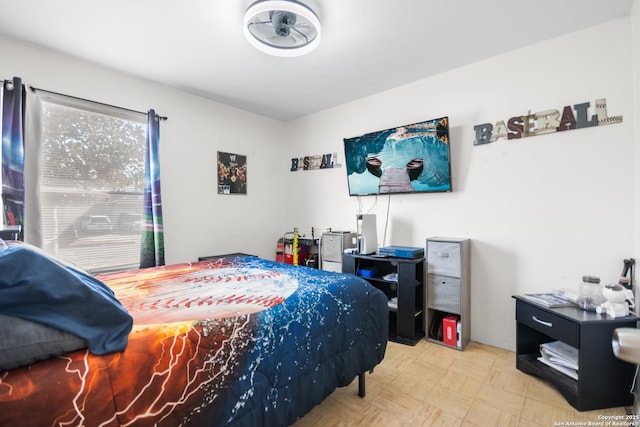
<box><xmin>243</xmin><ymin>0</ymin><xmax>321</xmax><ymax>57</ymax></box>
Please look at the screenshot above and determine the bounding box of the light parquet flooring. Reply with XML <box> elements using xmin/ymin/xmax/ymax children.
<box><xmin>293</xmin><ymin>340</ymin><xmax>632</xmax><ymax>427</ymax></box>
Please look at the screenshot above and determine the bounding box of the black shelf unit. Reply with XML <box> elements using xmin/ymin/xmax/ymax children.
<box><xmin>343</xmin><ymin>253</ymin><xmax>425</xmax><ymax>345</ymax></box>
<box><xmin>513</xmin><ymin>295</ymin><xmax>639</xmax><ymax>411</ymax></box>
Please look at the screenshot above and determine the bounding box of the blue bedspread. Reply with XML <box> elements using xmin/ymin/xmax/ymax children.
<box><xmin>218</xmin><ymin>259</ymin><xmax>389</xmax><ymax>425</ymax></box>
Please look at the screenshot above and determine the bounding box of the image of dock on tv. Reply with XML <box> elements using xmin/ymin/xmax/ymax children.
<box><xmin>343</xmin><ymin>116</ymin><xmax>452</xmax><ymax>196</ymax></box>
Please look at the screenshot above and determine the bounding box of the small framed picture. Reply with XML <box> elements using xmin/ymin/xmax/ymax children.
<box><xmin>217</xmin><ymin>151</ymin><xmax>247</xmax><ymax>194</ymax></box>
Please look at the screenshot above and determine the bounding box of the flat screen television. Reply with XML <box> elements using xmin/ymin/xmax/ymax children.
<box><xmin>343</xmin><ymin>116</ymin><xmax>451</xmax><ymax>196</ymax></box>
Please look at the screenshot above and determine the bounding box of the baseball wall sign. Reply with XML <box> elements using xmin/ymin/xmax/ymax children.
<box><xmin>290</xmin><ymin>152</ymin><xmax>341</xmax><ymax>171</ymax></box>
<box><xmin>473</xmin><ymin>98</ymin><xmax>622</xmax><ymax>146</ymax></box>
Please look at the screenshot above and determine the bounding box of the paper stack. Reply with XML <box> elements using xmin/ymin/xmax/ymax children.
<box><xmin>538</xmin><ymin>341</ymin><xmax>579</xmax><ymax>380</ymax></box>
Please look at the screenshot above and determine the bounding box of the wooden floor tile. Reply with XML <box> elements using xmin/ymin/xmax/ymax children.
<box><xmin>292</xmin><ymin>340</ymin><xmax>632</xmax><ymax>426</ymax></box>
<box><xmin>462</xmin><ymin>399</ymin><xmax>520</xmax><ymax>426</ymax></box>
<box><xmin>474</xmin><ymin>383</ymin><xmax>525</xmax><ymax>415</ymax></box>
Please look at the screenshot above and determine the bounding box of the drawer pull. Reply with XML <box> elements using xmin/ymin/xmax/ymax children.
<box><xmin>532</xmin><ymin>316</ymin><xmax>552</xmax><ymax>328</ymax></box>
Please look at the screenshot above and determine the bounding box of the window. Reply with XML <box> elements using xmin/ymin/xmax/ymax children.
<box><xmin>35</xmin><ymin>92</ymin><xmax>147</xmax><ymax>273</ymax></box>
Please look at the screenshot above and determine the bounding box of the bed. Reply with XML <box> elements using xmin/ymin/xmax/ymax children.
<box><xmin>0</xmin><ymin>241</ymin><xmax>388</xmax><ymax>426</ymax></box>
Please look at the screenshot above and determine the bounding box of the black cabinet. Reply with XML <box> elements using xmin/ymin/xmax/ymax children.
<box><xmin>343</xmin><ymin>253</ymin><xmax>424</xmax><ymax>345</ymax></box>
<box><xmin>198</xmin><ymin>253</ymin><xmax>255</xmax><ymax>261</ymax></box>
<box><xmin>0</xmin><ymin>225</ymin><xmax>21</xmax><ymax>240</ymax></box>
<box><xmin>513</xmin><ymin>296</ymin><xmax>638</xmax><ymax>411</ymax></box>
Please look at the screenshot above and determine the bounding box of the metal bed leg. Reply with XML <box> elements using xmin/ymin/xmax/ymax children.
<box><xmin>358</xmin><ymin>369</ymin><xmax>373</xmax><ymax>398</ymax></box>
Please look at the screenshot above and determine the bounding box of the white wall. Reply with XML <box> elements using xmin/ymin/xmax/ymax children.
<box><xmin>283</xmin><ymin>18</ymin><xmax>637</xmax><ymax>350</ymax></box>
<box><xmin>0</xmin><ymin>35</ymin><xmax>286</xmax><ymax>263</ymax></box>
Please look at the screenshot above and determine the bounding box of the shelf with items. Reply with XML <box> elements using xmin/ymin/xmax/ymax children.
<box><xmin>276</xmin><ymin>228</ymin><xmax>320</xmax><ymax>268</ymax></box>
<box><xmin>425</xmin><ymin>237</ymin><xmax>470</xmax><ymax>350</ymax></box>
<box><xmin>342</xmin><ymin>253</ymin><xmax>425</xmax><ymax>345</ymax></box>
<box><xmin>426</xmin><ymin>309</ymin><xmax>462</xmax><ymax>348</ymax></box>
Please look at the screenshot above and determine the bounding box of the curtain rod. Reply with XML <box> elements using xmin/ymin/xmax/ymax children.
<box><xmin>28</xmin><ymin>85</ymin><xmax>168</xmax><ymax>121</ymax></box>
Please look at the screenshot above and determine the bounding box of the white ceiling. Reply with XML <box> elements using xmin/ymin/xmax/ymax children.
<box><xmin>0</xmin><ymin>0</ymin><xmax>634</xmax><ymax>122</ymax></box>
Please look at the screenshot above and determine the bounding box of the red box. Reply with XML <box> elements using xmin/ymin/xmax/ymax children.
<box><xmin>442</xmin><ymin>316</ymin><xmax>458</xmax><ymax>346</ymax></box>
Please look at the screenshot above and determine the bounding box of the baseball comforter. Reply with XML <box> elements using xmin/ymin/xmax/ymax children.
<box><xmin>0</xmin><ymin>246</ymin><xmax>387</xmax><ymax>426</ymax></box>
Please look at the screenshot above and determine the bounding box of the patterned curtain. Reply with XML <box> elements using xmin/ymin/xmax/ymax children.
<box><xmin>139</xmin><ymin>109</ymin><xmax>165</xmax><ymax>268</ymax></box>
<box><xmin>1</xmin><ymin>77</ymin><xmax>25</xmax><ymax>239</ymax></box>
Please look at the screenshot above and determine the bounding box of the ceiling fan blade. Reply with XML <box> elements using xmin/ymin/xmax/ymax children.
<box><xmin>262</xmin><ymin>33</ymin><xmax>298</xmax><ymax>47</ymax></box>
<box><xmin>291</xmin><ymin>27</ymin><xmax>310</xmax><ymax>44</ymax></box>
<box><xmin>252</xmin><ymin>19</ymin><xmax>273</xmax><ymax>25</ymax></box>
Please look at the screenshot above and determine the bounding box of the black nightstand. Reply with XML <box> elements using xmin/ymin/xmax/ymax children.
<box><xmin>513</xmin><ymin>295</ymin><xmax>638</xmax><ymax>411</ymax></box>
<box><xmin>198</xmin><ymin>253</ymin><xmax>255</xmax><ymax>261</ymax></box>
<box><xmin>0</xmin><ymin>225</ymin><xmax>21</xmax><ymax>240</ymax></box>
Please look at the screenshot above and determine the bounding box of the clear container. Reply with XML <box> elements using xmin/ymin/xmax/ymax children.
<box><xmin>577</xmin><ymin>275</ymin><xmax>603</xmax><ymax>311</ymax></box>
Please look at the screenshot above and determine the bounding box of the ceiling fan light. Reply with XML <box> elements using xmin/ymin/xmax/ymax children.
<box><xmin>243</xmin><ymin>0</ymin><xmax>321</xmax><ymax>57</ymax></box>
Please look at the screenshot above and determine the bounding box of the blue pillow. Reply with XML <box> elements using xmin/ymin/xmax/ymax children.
<box><xmin>0</xmin><ymin>241</ymin><xmax>132</xmax><ymax>355</ymax></box>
